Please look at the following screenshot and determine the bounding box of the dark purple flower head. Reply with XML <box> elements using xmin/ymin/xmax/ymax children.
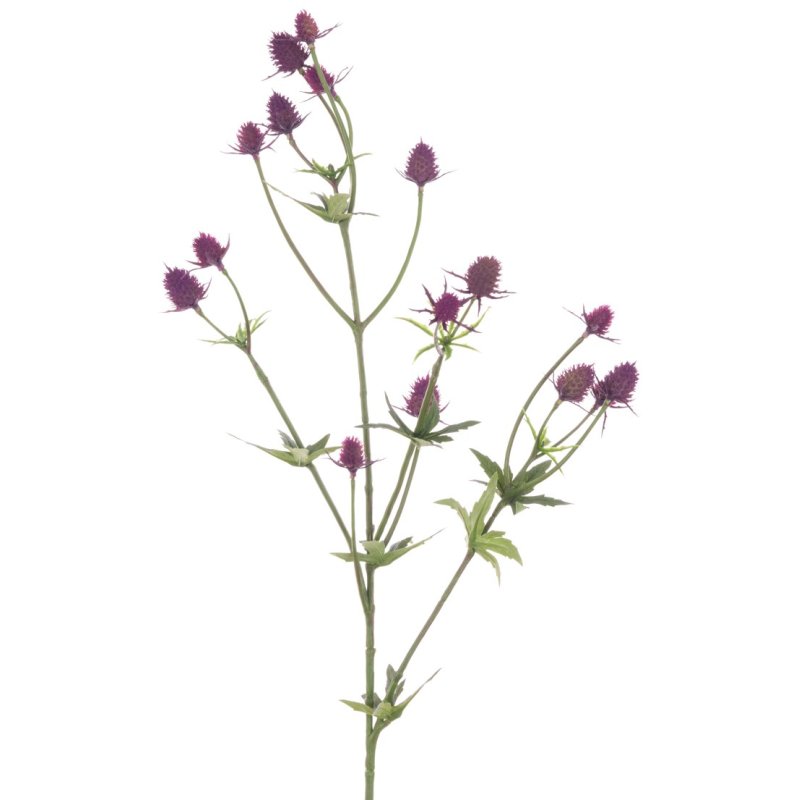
<box><xmin>402</xmin><ymin>141</ymin><xmax>440</xmax><ymax>187</ymax></box>
<box><xmin>294</xmin><ymin>11</ymin><xmax>319</xmax><ymax>43</ymax></box>
<box><xmin>592</xmin><ymin>362</ymin><xmax>638</xmax><ymax>410</ymax></box>
<box><xmin>190</xmin><ymin>233</ymin><xmax>229</xmax><ymax>270</ymax></box>
<box><xmin>229</xmin><ymin>122</ymin><xmax>272</xmax><ymax>156</ymax></box>
<box><xmin>555</xmin><ymin>364</ymin><xmax>595</xmax><ymax>403</ymax></box>
<box><xmin>269</xmin><ymin>31</ymin><xmax>308</xmax><ymax>74</ymax></box>
<box><xmin>582</xmin><ymin>305</ymin><xmax>614</xmax><ymax>338</ymax></box>
<box><xmin>334</xmin><ymin>436</ymin><xmax>366</xmax><ymax>478</ymax></box>
<box><xmin>404</xmin><ymin>375</ymin><xmax>441</xmax><ymax>418</ymax></box>
<box><xmin>447</xmin><ymin>255</ymin><xmax>512</xmax><ymax>311</ymax></box>
<box><xmin>267</xmin><ymin>92</ymin><xmax>304</xmax><ymax>135</ymax></box>
<box><xmin>413</xmin><ymin>283</ymin><xmax>474</xmax><ymax>331</ymax></box>
<box><xmin>163</xmin><ymin>266</ymin><xmax>208</xmax><ymax>311</ymax></box>
<box><xmin>303</xmin><ymin>65</ymin><xmax>337</xmax><ymax>96</ymax></box>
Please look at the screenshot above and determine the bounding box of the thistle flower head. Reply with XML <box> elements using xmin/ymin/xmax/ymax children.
<box><xmin>269</xmin><ymin>31</ymin><xmax>308</xmax><ymax>74</ymax></box>
<box><xmin>163</xmin><ymin>266</ymin><xmax>208</xmax><ymax>311</ymax></box>
<box><xmin>267</xmin><ymin>92</ymin><xmax>304</xmax><ymax>135</ymax></box>
<box><xmin>229</xmin><ymin>122</ymin><xmax>272</xmax><ymax>156</ymax></box>
<box><xmin>412</xmin><ymin>283</ymin><xmax>474</xmax><ymax>331</ymax></box>
<box><xmin>447</xmin><ymin>255</ymin><xmax>512</xmax><ymax>311</ymax></box>
<box><xmin>294</xmin><ymin>11</ymin><xmax>320</xmax><ymax>43</ymax></box>
<box><xmin>555</xmin><ymin>364</ymin><xmax>595</xmax><ymax>403</ymax></box>
<box><xmin>303</xmin><ymin>65</ymin><xmax>337</xmax><ymax>96</ymax></box>
<box><xmin>190</xmin><ymin>233</ymin><xmax>229</xmax><ymax>270</ymax></box>
<box><xmin>582</xmin><ymin>305</ymin><xmax>614</xmax><ymax>338</ymax></box>
<box><xmin>334</xmin><ymin>436</ymin><xmax>366</xmax><ymax>478</ymax></box>
<box><xmin>592</xmin><ymin>362</ymin><xmax>638</xmax><ymax>410</ymax></box>
<box><xmin>404</xmin><ymin>375</ymin><xmax>441</xmax><ymax>418</ymax></box>
<box><xmin>402</xmin><ymin>141</ymin><xmax>440</xmax><ymax>187</ymax></box>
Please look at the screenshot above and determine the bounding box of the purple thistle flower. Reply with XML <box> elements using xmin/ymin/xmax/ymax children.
<box><xmin>334</xmin><ymin>436</ymin><xmax>366</xmax><ymax>478</ymax></box>
<box><xmin>582</xmin><ymin>305</ymin><xmax>614</xmax><ymax>338</ymax></box>
<box><xmin>413</xmin><ymin>283</ymin><xmax>474</xmax><ymax>331</ymax></box>
<box><xmin>404</xmin><ymin>375</ymin><xmax>441</xmax><ymax>418</ymax></box>
<box><xmin>229</xmin><ymin>122</ymin><xmax>272</xmax><ymax>156</ymax></box>
<box><xmin>555</xmin><ymin>364</ymin><xmax>595</xmax><ymax>403</ymax></box>
<box><xmin>267</xmin><ymin>92</ymin><xmax>304</xmax><ymax>135</ymax></box>
<box><xmin>402</xmin><ymin>141</ymin><xmax>440</xmax><ymax>187</ymax></box>
<box><xmin>190</xmin><ymin>233</ymin><xmax>229</xmax><ymax>270</ymax></box>
<box><xmin>303</xmin><ymin>65</ymin><xmax>337</xmax><ymax>96</ymax></box>
<box><xmin>294</xmin><ymin>11</ymin><xmax>319</xmax><ymax>43</ymax></box>
<box><xmin>269</xmin><ymin>31</ymin><xmax>308</xmax><ymax>74</ymax></box>
<box><xmin>447</xmin><ymin>256</ymin><xmax>512</xmax><ymax>311</ymax></box>
<box><xmin>163</xmin><ymin>266</ymin><xmax>208</xmax><ymax>311</ymax></box>
<box><xmin>592</xmin><ymin>362</ymin><xmax>638</xmax><ymax>410</ymax></box>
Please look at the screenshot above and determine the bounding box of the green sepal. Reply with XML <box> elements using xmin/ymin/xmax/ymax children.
<box><xmin>201</xmin><ymin>311</ymin><xmax>269</xmax><ymax>347</ymax></box>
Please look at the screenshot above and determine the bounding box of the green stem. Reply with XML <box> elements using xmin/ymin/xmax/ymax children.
<box><xmin>194</xmin><ymin>307</ymin><xmax>236</xmax><ymax>344</ymax></box>
<box><xmin>350</xmin><ymin>479</ymin><xmax>368</xmax><ymax>614</ymax></box>
<box><xmin>364</xmin><ymin>189</ymin><xmax>425</xmax><ymax>328</ymax></box>
<box><xmin>221</xmin><ymin>269</ymin><xmax>251</xmax><ymax>352</ymax></box>
<box><xmin>381</xmin><ymin>445</ymin><xmax>420</xmax><ymax>547</ymax></box>
<box><xmin>287</xmin><ymin>134</ymin><xmax>338</xmax><ymax>191</ymax></box>
<box><xmin>544</xmin><ymin>402</ymin><xmax>609</xmax><ymax>477</ymax></box>
<box><xmin>551</xmin><ymin>408</ymin><xmax>594</xmax><ymax>449</ymax></box>
<box><xmin>503</xmin><ymin>334</ymin><xmax>585</xmax><ymax>473</ymax></box>
<box><xmin>253</xmin><ymin>156</ymin><xmax>353</xmax><ymax>328</ymax></box>
<box><xmin>374</xmin><ymin>443</ymin><xmax>415</xmax><ymax>541</ymax></box>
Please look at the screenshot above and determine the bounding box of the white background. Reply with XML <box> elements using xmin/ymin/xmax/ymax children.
<box><xmin>2</xmin><ymin>1</ymin><xmax>799</xmax><ymax>798</ymax></box>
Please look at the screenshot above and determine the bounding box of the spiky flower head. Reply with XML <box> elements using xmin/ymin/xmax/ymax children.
<box><xmin>269</xmin><ymin>31</ymin><xmax>308</xmax><ymax>74</ymax></box>
<box><xmin>447</xmin><ymin>255</ymin><xmax>512</xmax><ymax>310</ymax></box>
<box><xmin>303</xmin><ymin>65</ymin><xmax>337</xmax><ymax>96</ymax></box>
<box><xmin>402</xmin><ymin>141</ymin><xmax>440</xmax><ymax>187</ymax></box>
<box><xmin>294</xmin><ymin>11</ymin><xmax>320</xmax><ymax>43</ymax></box>
<box><xmin>582</xmin><ymin>305</ymin><xmax>614</xmax><ymax>338</ymax></box>
<box><xmin>163</xmin><ymin>266</ymin><xmax>208</xmax><ymax>311</ymax></box>
<box><xmin>191</xmin><ymin>233</ymin><xmax>229</xmax><ymax>270</ymax></box>
<box><xmin>404</xmin><ymin>375</ymin><xmax>441</xmax><ymax>418</ymax></box>
<box><xmin>334</xmin><ymin>436</ymin><xmax>366</xmax><ymax>478</ymax></box>
<box><xmin>555</xmin><ymin>364</ymin><xmax>595</xmax><ymax>403</ymax></box>
<box><xmin>592</xmin><ymin>362</ymin><xmax>638</xmax><ymax>410</ymax></box>
<box><xmin>267</xmin><ymin>92</ymin><xmax>304</xmax><ymax>135</ymax></box>
<box><xmin>229</xmin><ymin>122</ymin><xmax>271</xmax><ymax>156</ymax></box>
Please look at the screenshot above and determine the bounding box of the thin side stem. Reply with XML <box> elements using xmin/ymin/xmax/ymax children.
<box><xmin>221</xmin><ymin>269</ymin><xmax>251</xmax><ymax>352</ymax></box>
<box><xmin>551</xmin><ymin>408</ymin><xmax>594</xmax><ymax>449</ymax></box>
<box><xmin>374</xmin><ymin>442</ymin><xmax>415</xmax><ymax>541</ymax></box>
<box><xmin>544</xmin><ymin>402</ymin><xmax>609</xmax><ymax>477</ymax></box>
<box><xmin>350</xmin><ymin>480</ymin><xmax>368</xmax><ymax>614</ymax></box>
<box><xmin>382</xmin><ymin>446</ymin><xmax>420</xmax><ymax>547</ymax></box>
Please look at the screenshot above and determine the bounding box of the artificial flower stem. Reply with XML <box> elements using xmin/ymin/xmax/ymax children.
<box><xmin>525</xmin><ymin>400</ymin><xmax>560</xmax><ymax>466</ymax></box>
<box><xmin>503</xmin><ymin>335</ymin><xmax>585</xmax><ymax>473</ymax></box>
<box><xmin>254</xmin><ymin>156</ymin><xmax>354</xmax><ymax>328</ymax></box>
<box><xmin>364</xmin><ymin>189</ymin><xmax>425</xmax><ymax>328</ymax></box>
<box><xmin>551</xmin><ymin>408</ymin><xmax>594</xmax><ymax>449</ymax></box>
<box><xmin>221</xmin><ymin>269</ymin><xmax>252</xmax><ymax>352</ymax></box>
<box><xmin>350</xmin><ymin>479</ymin><xmax>369</xmax><ymax>614</ymax></box>
<box><xmin>374</xmin><ymin>442</ymin><xmax>416</xmax><ymax>542</ymax></box>
<box><xmin>545</xmin><ymin>401</ymin><xmax>609</xmax><ymax>477</ymax></box>
<box><xmin>382</xmin><ymin>446</ymin><xmax>420</xmax><ymax>548</ymax></box>
<box><xmin>193</xmin><ymin>307</ymin><xmax>237</xmax><ymax>344</ymax></box>
<box><xmin>287</xmin><ymin>134</ymin><xmax>337</xmax><ymax>192</ymax></box>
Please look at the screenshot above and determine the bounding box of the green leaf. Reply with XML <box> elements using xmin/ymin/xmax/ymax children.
<box><xmin>391</xmin><ymin>668</ymin><xmax>441</xmax><ymax>715</ymax></box>
<box><xmin>467</xmin><ymin>475</ymin><xmax>498</xmax><ymax>542</ymax></box>
<box><xmin>340</xmin><ymin>699</ymin><xmax>376</xmax><ymax>716</ymax></box>
<box><xmin>470</xmin><ymin>448</ymin><xmax>503</xmax><ymax>483</ymax></box>
<box><xmin>412</xmin><ymin>343</ymin><xmax>436</xmax><ymax>362</ymax></box>
<box><xmin>518</xmin><ymin>495</ymin><xmax>570</xmax><ymax>507</ymax></box>
<box><xmin>474</xmin><ymin>530</ymin><xmax>522</xmax><ymax>582</ymax></box>
<box><xmin>435</xmin><ymin>497</ymin><xmax>469</xmax><ymax>528</ymax></box>
<box><xmin>397</xmin><ymin>316</ymin><xmax>434</xmax><ymax>336</ymax></box>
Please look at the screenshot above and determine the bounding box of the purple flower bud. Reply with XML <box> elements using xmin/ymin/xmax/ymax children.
<box><xmin>191</xmin><ymin>233</ymin><xmax>229</xmax><ymax>270</ymax></box>
<box><xmin>163</xmin><ymin>266</ymin><xmax>208</xmax><ymax>311</ymax></box>
<box><xmin>335</xmin><ymin>436</ymin><xmax>365</xmax><ymax>478</ymax></box>
<box><xmin>582</xmin><ymin>305</ymin><xmax>614</xmax><ymax>337</ymax></box>
<box><xmin>402</xmin><ymin>141</ymin><xmax>440</xmax><ymax>187</ymax></box>
<box><xmin>431</xmin><ymin>291</ymin><xmax>462</xmax><ymax>324</ymax></box>
<box><xmin>303</xmin><ymin>65</ymin><xmax>337</xmax><ymax>96</ymax></box>
<box><xmin>269</xmin><ymin>32</ymin><xmax>308</xmax><ymax>74</ymax></box>
<box><xmin>592</xmin><ymin>362</ymin><xmax>638</xmax><ymax>409</ymax></box>
<box><xmin>294</xmin><ymin>11</ymin><xmax>320</xmax><ymax>43</ymax></box>
<box><xmin>267</xmin><ymin>92</ymin><xmax>304</xmax><ymax>135</ymax></box>
<box><xmin>555</xmin><ymin>364</ymin><xmax>595</xmax><ymax>403</ymax></box>
<box><xmin>404</xmin><ymin>375</ymin><xmax>441</xmax><ymax>418</ymax></box>
<box><xmin>229</xmin><ymin>122</ymin><xmax>271</xmax><ymax>156</ymax></box>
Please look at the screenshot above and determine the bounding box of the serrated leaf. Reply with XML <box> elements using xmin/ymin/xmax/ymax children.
<box><xmin>467</xmin><ymin>475</ymin><xmax>498</xmax><ymax>541</ymax></box>
<box><xmin>518</xmin><ymin>495</ymin><xmax>570</xmax><ymax>507</ymax></box>
<box><xmin>474</xmin><ymin>530</ymin><xmax>522</xmax><ymax>583</ymax></box>
<box><xmin>435</xmin><ymin>420</ymin><xmax>480</xmax><ymax>436</ymax></box>
<box><xmin>470</xmin><ymin>448</ymin><xmax>503</xmax><ymax>483</ymax></box>
<box><xmin>435</xmin><ymin>497</ymin><xmax>469</xmax><ymax>528</ymax></box>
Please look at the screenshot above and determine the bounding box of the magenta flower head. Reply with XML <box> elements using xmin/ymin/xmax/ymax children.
<box><xmin>269</xmin><ymin>31</ymin><xmax>308</xmax><ymax>74</ymax></box>
<box><xmin>404</xmin><ymin>375</ymin><xmax>441</xmax><ymax>418</ymax></box>
<box><xmin>190</xmin><ymin>233</ymin><xmax>229</xmax><ymax>270</ymax></box>
<box><xmin>163</xmin><ymin>266</ymin><xmax>208</xmax><ymax>312</ymax></box>
<box><xmin>303</xmin><ymin>65</ymin><xmax>337</xmax><ymax>96</ymax></box>
<box><xmin>267</xmin><ymin>92</ymin><xmax>304</xmax><ymax>135</ymax></box>
<box><xmin>413</xmin><ymin>285</ymin><xmax>465</xmax><ymax>326</ymax></box>
<box><xmin>447</xmin><ymin>256</ymin><xmax>512</xmax><ymax>311</ymax></box>
<box><xmin>555</xmin><ymin>364</ymin><xmax>595</xmax><ymax>403</ymax></box>
<box><xmin>333</xmin><ymin>436</ymin><xmax>375</xmax><ymax>478</ymax></box>
<box><xmin>229</xmin><ymin>122</ymin><xmax>272</xmax><ymax>156</ymax></box>
<box><xmin>581</xmin><ymin>305</ymin><xmax>614</xmax><ymax>339</ymax></box>
<box><xmin>592</xmin><ymin>362</ymin><xmax>638</xmax><ymax>410</ymax></box>
<box><xmin>402</xmin><ymin>141</ymin><xmax>440</xmax><ymax>187</ymax></box>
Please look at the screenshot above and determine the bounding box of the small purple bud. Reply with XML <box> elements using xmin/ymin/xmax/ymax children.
<box><xmin>303</xmin><ymin>65</ymin><xmax>337</xmax><ymax>96</ymax></box>
<box><xmin>592</xmin><ymin>362</ymin><xmax>638</xmax><ymax>409</ymax></box>
<box><xmin>229</xmin><ymin>122</ymin><xmax>271</xmax><ymax>156</ymax></box>
<box><xmin>431</xmin><ymin>291</ymin><xmax>463</xmax><ymax>324</ymax></box>
<box><xmin>402</xmin><ymin>141</ymin><xmax>440</xmax><ymax>187</ymax></box>
<box><xmin>163</xmin><ymin>266</ymin><xmax>208</xmax><ymax>311</ymax></box>
<box><xmin>336</xmin><ymin>436</ymin><xmax>365</xmax><ymax>478</ymax></box>
<box><xmin>191</xmin><ymin>233</ymin><xmax>229</xmax><ymax>270</ymax></box>
<box><xmin>583</xmin><ymin>305</ymin><xmax>614</xmax><ymax>337</ymax></box>
<box><xmin>267</xmin><ymin>92</ymin><xmax>304</xmax><ymax>135</ymax></box>
<box><xmin>555</xmin><ymin>364</ymin><xmax>595</xmax><ymax>403</ymax></box>
<box><xmin>294</xmin><ymin>11</ymin><xmax>320</xmax><ymax>43</ymax></box>
<box><xmin>269</xmin><ymin>32</ymin><xmax>308</xmax><ymax>74</ymax></box>
<box><xmin>404</xmin><ymin>375</ymin><xmax>441</xmax><ymax>418</ymax></box>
